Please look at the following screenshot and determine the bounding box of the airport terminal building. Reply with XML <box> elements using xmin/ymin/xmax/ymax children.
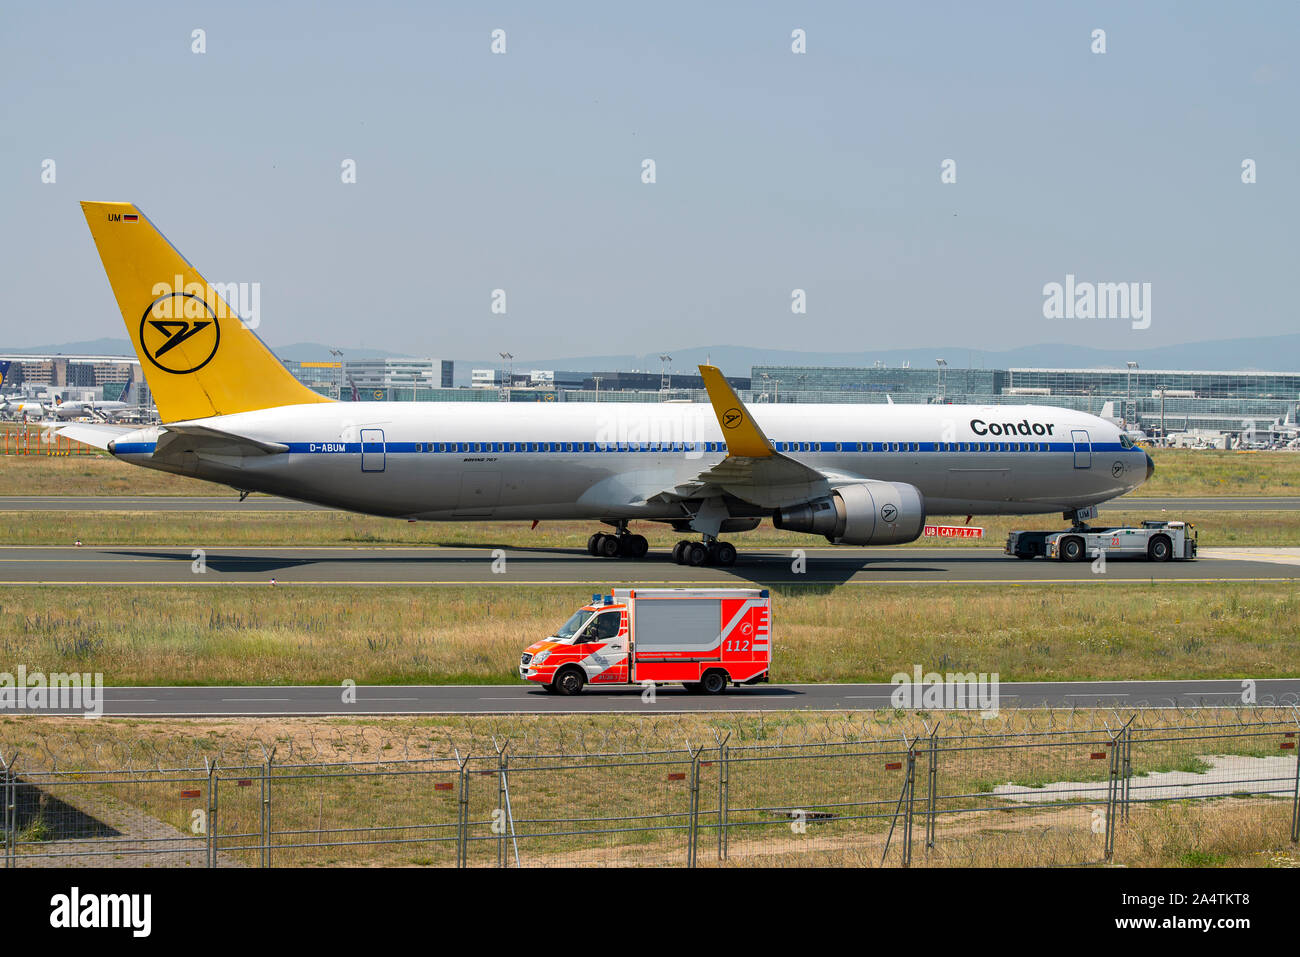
<box><xmin>752</xmin><ymin>365</ymin><xmax>1300</xmax><ymax>438</ymax></box>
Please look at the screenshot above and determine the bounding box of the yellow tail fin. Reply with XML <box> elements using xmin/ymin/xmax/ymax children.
<box><xmin>80</xmin><ymin>201</ymin><xmax>332</xmax><ymax>422</ymax></box>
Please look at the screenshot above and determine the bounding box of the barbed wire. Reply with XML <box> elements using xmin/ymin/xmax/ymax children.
<box><xmin>2</xmin><ymin>705</ymin><xmax>1296</xmax><ymax>773</ymax></box>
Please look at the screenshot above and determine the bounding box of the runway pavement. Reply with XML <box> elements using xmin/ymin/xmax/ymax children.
<box><xmin>8</xmin><ymin>678</ymin><xmax>1298</xmax><ymax>715</ymax></box>
<box><xmin>3</xmin><ymin>494</ymin><xmax>1298</xmax><ymax>512</ymax></box>
<box><xmin>2</xmin><ymin>544</ymin><xmax>1298</xmax><ymax>585</ymax></box>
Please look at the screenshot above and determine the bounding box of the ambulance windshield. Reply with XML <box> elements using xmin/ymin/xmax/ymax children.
<box><xmin>554</xmin><ymin>609</ymin><xmax>593</xmax><ymax>641</ymax></box>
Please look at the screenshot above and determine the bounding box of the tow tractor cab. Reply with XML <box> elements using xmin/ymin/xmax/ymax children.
<box><xmin>520</xmin><ymin>587</ymin><xmax>771</xmax><ymax>696</ymax></box>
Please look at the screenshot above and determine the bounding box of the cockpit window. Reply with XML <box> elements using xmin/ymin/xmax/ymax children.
<box><xmin>1119</xmin><ymin>434</ymin><xmax>1135</xmax><ymax>449</ymax></box>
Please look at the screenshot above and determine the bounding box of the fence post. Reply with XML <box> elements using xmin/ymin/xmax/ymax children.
<box><xmin>925</xmin><ymin>725</ymin><xmax>939</xmax><ymax>851</ymax></box>
<box><xmin>495</xmin><ymin>740</ymin><xmax>508</xmax><ymax>868</ymax></box>
<box><xmin>260</xmin><ymin>744</ymin><xmax>275</xmax><ymax>868</ymax></box>
<box><xmin>881</xmin><ymin>734</ymin><xmax>916</xmax><ymax>867</ymax></box>
<box><xmin>1290</xmin><ymin>709</ymin><xmax>1300</xmax><ymax>844</ymax></box>
<box><xmin>454</xmin><ymin>749</ymin><xmax>469</xmax><ymax>868</ymax></box>
<box><xmin>902</xmin><ymin>744</ymin><xmax>916</xmax><ymax>867</ymax></box>
<box><xmin>1121</xmin><ymin>723</ymin><xmax>1133</xmax><ymax>824</ymax></box>
<box><xmin>205</xmin><ymin>757</ymin><xmax>218</xmax><ymax>868</ymax></box>
<box><xmin>1</xmin><ymin>751</ymin><xmax>13</xmax><ymax>868</ymax></box>
<box><xmin>717</xmin><ymin>734</ymin><xmax>731</xmax><ymax>863</ymax></box>
<box><xmin>1104</xmin><ymin>732</ymin><xmax>1120</xmax><ymax>862</ymax></box>
<box><xmin>686</xmin><ymin>748</ymin><xmax>701</xmax><ymax>868</ymax></box>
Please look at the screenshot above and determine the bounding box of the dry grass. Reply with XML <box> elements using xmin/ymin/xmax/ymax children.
<box><xmin>1</xmin><ymin>581</ymin><xmax>1296</xmax><ymax>685</ymax></box>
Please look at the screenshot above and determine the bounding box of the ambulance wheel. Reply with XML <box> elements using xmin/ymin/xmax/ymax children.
<box><xmin>599</xmin><ymin>535</ymin><xmax>621</xmax><ymax>558</ymax></box>
<box><xmin>713</xmin><ymin>542</ymin><xmax>737</xmax><ymax>567</ymax></box>
<box><xmin>1148</xmin><ymin>535</ymin><xmax>1172</xmax><ymax>562</ymax></box>
<box><xmin>686</xmin><ymin>542</ymin><xmax>710</xmax><ymax>566</ymax></box>
<box><xmin>1060</xmin><ymin>536</ymin><xmax>1085</xmax><ymax>562</ymax></box>
<box><xmin>587</xmin><ymin>533</ymin><xmax>603</xmax><ymax>556</ymax></box>
<box><xmin>701</xmin><ymin>670</ymin><xmax>728</xmax><ymax>695</ymax></box>
<box><xmin>554</xmin><ymin>666</ymin><xmax>585</xmax><ymax>696</ymax></box>
<box><xmin>672</xmin><ymin>541</ymin><xmax>690</xmax><ymax>564</ymax></box>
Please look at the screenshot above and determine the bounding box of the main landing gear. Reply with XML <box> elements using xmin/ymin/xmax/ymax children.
<box><xmin>587</xmin><ymin>529</ymin><xmax>649</xmax><ymax>559</ymax></box>
<box><xmin>671</xmin><ymin>539</ymin><xmax>737</xmax><ymax>567</ymax></box>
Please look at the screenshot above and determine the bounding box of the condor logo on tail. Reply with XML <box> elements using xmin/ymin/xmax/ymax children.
<box><xmin>139</xmin><ymin>293</ymin><xmax>220</xmax><ymax>374</ymax></box>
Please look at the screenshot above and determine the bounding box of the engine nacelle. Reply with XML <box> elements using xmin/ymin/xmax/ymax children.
<box><xmin>773</xmin><ymin>481</ymin><xmax>926</xmax><ymax>546</ymax></box>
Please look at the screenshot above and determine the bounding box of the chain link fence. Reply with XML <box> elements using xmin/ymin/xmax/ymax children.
<box><xmin>3</xmin><ymin>709</ymin><xmax>1297</xmax><ymax>868</ymax></box>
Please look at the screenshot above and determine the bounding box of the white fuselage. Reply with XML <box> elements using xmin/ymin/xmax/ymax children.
<box><xmin>108</xmin><ymin>401</ymin><xmax>1151</xmax><ymax>521</ymax></box>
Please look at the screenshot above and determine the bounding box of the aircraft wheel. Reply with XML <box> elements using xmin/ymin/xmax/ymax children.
<box><xmin>713</xmin><ymin>542</ymin><xmax>737</xmax><ymax>567</ymax></box>
<box><xmin>672</xmin><ymin>541</ymin><xmax>690</xmax><ymax>564</ymax></box>
<box><xmin>587</xmin><ymin>533</ymin><xmax>603</xmax><ymax>556</ymax></box>
<box><xmin>622</xmin><ymin>534</ymin><xmax>649</xmax><ymax>559</ymax></box>
<box><xmin>686</xmin><ymin>542</ymin><xmax>710</xmax><ymax>567</ymax></box>
<box><xmin>599</xmin><ymin>535</ymin><xmax>621</xmax><ymax>558</ymax></box>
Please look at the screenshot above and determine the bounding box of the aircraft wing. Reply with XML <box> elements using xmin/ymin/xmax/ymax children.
<box><xmin>647</xmin><ymin>366</ymin><xmax>832</xmax><ymax>509</ymax></box>
<box><xmin>57</xmin><ymin>423</ymin><xmax>134</xmax><ymax>451</ymax></box>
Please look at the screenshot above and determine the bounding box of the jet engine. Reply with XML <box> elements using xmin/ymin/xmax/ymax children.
<box><xmin>773</xmin><ymin>481</ymin><xmax>926</xmax><ymax>545</ymax></box>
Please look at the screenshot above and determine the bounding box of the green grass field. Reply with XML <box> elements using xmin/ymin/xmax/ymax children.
<box><xmin>2</xmin><ymin>581</ymin><xmax>1295</xmax><ymax>686</ymax></box>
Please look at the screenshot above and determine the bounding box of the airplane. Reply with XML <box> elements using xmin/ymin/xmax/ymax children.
<box><xmin>61</xmin><ymin>201</ymin><xmax>1155</xmax><ymax>566</ymax></box>
<box><xmin>49</xmin><ymin>380</ymin><xmax>139</xmax><ymax>421</ymax></box>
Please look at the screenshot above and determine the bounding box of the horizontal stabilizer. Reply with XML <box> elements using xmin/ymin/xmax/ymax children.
<box><xmin>58</xmin><ymin>423</ymin><xmax>133</xmax><ymax>450</ymax></box>
<box><xmin>154</xmin><ymin>424</ymin><xmax>288</xmax><ymax>460</ymax></box>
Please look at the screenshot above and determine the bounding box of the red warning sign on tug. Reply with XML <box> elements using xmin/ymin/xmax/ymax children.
<box><xmin>923</xmin><ymin>525</ymin><xmax>984</xmax><ymax>539</ymax></box>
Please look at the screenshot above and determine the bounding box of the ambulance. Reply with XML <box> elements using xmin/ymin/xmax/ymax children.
<box><xmin>519</xmin><ymin>588</ymin><xmax>772</xmax><ymax>695</ymax></box>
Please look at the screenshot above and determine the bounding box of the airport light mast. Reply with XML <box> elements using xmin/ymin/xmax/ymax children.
<box><xmin>1126</xmin><ymin>361</ymin><xmax>1139</xmax><ymax>429</ymax></box>
<box><xmin>499</xmin><ymin>352</ymin><xmax>514</xmax><ymax>403</ymax></box>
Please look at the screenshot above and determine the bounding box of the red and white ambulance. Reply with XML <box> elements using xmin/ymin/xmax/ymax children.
<box><xmin>519</xmin><ymin>587</ymin><xmax>772</xmax><ymax>695</ymax></box>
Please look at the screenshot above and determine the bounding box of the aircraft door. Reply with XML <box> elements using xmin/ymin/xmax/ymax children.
<box><xmin>1071</xmin><ymin>429</ymin><xmax>1091</xmax><ymax>469</ymax></box>
<box><xmin>360</xmin><ymin>428</ymin><xmax>386</xmax><ymax>472</ymax></box>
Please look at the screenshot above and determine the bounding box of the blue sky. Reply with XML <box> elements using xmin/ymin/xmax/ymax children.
<box><xmin>2</xmin><ymin>1</ymin><xmax>1295</xmax><ymax>361</ymax></box>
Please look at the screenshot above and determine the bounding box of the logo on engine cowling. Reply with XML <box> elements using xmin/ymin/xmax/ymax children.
<box><xmin>881</xmin><ymin>504</ymin><xmax>898</xmax><ymax>522</ymax></box>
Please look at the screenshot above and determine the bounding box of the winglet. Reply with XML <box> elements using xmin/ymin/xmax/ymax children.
<box><xmin>698</xmin><ymin>365</ymin><xmax>773</xmax><ymax>458</ymax></box>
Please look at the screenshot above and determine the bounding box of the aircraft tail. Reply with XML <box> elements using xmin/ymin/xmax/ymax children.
<box><xmin>80</xmin><ymin>202</ymin><xmax>332</xmax><ymax>423</ymax></box>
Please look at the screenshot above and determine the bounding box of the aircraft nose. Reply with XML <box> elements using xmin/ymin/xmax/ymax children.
<box><xmin>1145</xmin><ymin>451</ymin><xmax>1155</xmax><ymax>482</ymax></box>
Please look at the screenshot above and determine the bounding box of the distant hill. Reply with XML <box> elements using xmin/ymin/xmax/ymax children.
<box><xmin>1</xmin><ymin>338</ymin><xmax>408</xmax><ymax>362</ymax></box>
